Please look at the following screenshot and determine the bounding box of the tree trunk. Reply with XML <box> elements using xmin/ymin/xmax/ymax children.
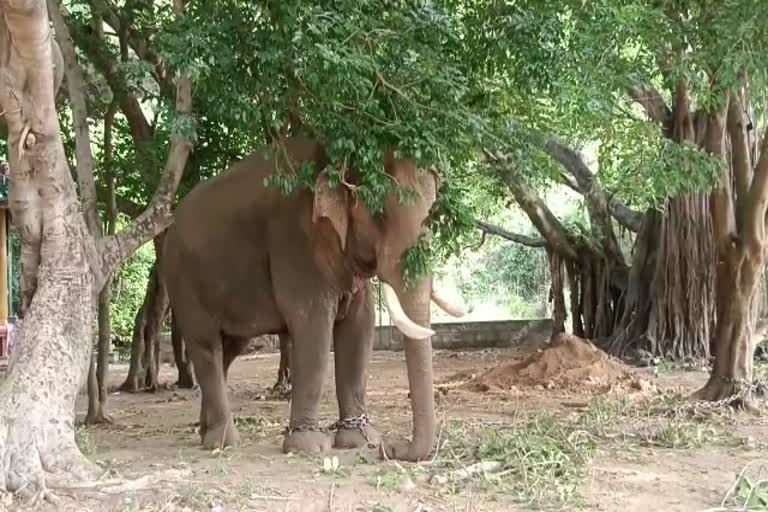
<box><xmin>86</xmin><ymin>99</ymin><xmax>119</xmax><ymax>422</ymax></box>
<box><xmin>695</xmin><ymin>245</ymin><xmax>762</xmax><ymax>403</ymax></box>
<box><xmin>85</xmin><ymin>284</ymin><xmax>112</xmax><ymax>423</ymax></box>
<box><xmin>120</xmin><ymin>297</ymin><xmax>149</xmax><ymax>392</ymax></box>
<box><xmin>273</xmin><ymin>333</ymin><xmax>292</xmax><ymax>394</ymax></box>
<box><xmin>171</xmin><ymin>309</ymin><xmax>194</xmax><ymax>388</ymax></box>
<box><xmin>85</xmin><ymin>347</ymin><xmax>98</xmax><ymax>421</ymax></box>
<box><xmin>121</xmin><ymin>261</ymin><xmax>169</xmax><ymax>392</ymax></box>
<box><xmin>143</xmin><ymin>235</ymin><xmax>169</xmax><ymax>392</ymax></box>
<box><xmin>646</xmin><ymin>194</ymin><xmax>715</xmax><ymax>359</ymax></box>
<box><xmin>0</xmin><ymin>1</ymin><xmax>100</xmax><ymax>490</ymax></box>
<box><xmin>547</xmin><ymin>250</ymin><xmax>566</xmax><ymax>336</ymax></box>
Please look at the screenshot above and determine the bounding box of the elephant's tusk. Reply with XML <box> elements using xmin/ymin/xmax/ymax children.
<box><xmin>381</xmin><ymin>283</ymin><xmax>435</xmax><ymax>340</ymax></box>
<box><xmin>430</xmin><ymin>289</ymin><xmax>466</xmax><ymax>317</ymax></box>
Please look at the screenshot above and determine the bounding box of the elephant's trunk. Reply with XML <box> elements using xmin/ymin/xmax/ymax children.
<box><xmin>382</xmin><ymin>276</ymin><xmax>435</xmax><ymax>460</ymax></box>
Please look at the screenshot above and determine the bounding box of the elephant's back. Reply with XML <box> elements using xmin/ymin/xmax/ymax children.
<box><xmin>162</xmin><ymin>136</ymin><xmax>327</xmax><ymax>317</ymax></box>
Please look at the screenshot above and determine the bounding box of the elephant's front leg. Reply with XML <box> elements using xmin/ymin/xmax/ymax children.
<box><xmin>282</xmin><ymin>314</ymin><xmax>334</xmax><ymax>455</ymax></box>
<box><xmin>332</xmin><ymin>285</ymin><xmax>381</xmax><ymax>449</ymax></box>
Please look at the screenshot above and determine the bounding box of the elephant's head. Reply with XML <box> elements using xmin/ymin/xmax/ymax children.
<box><xmin>311</xmin><ymin>149</ymin><xmax>465</xmax><ymax>460</ymax></box>
<box><xmin>312</xmin><ymin>151</ymin><xmax>464</xmax><ymax>333</ymax></box>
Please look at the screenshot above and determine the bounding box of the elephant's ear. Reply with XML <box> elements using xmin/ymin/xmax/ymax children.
<box><xmin>312</xmin><ymin>170</ymin><xmax>349</xmax><ymax>251</ymax></box>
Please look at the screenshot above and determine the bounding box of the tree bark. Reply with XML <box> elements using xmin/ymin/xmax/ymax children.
<box><xmin>0</xmin><ymin>0</ymin><xmax>193</xmax><ymax>493</ymax></box>
<box><xmin>0</xmin><ymin>0</ymin><xmax>100</xmax><ymax>491</ymax></box>
<box><xmin>120</xmin><ymin>257</ymin><xmax>168</xmax><ymax>393</ymax></box>
<box><xmin>170</xmin><ymin>310</ymin><xmax>194</xmax><ymax>388</ymax></box>
<box><xmin>697</xmin><ymin>84</ymin><xmax>768</xmax><ymax>403</ymax></box>
<box><xmin>120</xmin><ymin>299</ymin><xmax>148</xmax><ymax>393</ymax></box>
<box><xmin>547</xmin><ymin>250</ymin><xmax>566</xmax><ymax>336</ymax></box>
<box><xmin>85</xmin><ymin>100</ymin><xmax>118</xmax><ymax>424</ymax></box>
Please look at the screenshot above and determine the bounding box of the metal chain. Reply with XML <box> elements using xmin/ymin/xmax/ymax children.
<box><xmin>283</xmin><ymin>414</ymin><xmax>373</xmax><ymax>441</ymax></box>
<box><xmin>330</xmin><ymin>414</ymin><xmax>376</xmax><ymax>446</ymax></box>
<box><xmin>680</xmin><ymin>375</ymin><xmax>763</xmax><ymax>415</ymax></box>
<box><xmin>329</xmin><ymin>413</ymin><xmax>371</xmax><ymax>432</ymax></box>
<box><xmin>283</xmin><ymin>423</ymin><xmax>328</xmax><ymax>436</ymax></box>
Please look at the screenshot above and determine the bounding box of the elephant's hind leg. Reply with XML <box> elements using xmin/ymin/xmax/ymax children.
<box><xmin>332</xmin><ymin>284</ymin><xmax>381</xmax><ymax>449</ymax></box>
<box><xmin>187</xmin><ymin>333</ymin><xmax>240</xmax><ymax>450</ymax></box>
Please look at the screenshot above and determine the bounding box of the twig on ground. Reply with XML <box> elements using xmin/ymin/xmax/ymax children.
<box><xmin>249</xmin><ymin>495</ymin><xmax>298</xmax><ymax>501</ymax></box>
<box><xmin>328</xmin><ymin>480</ymin><xmax>336</xmax><ymax>510</ymax></box>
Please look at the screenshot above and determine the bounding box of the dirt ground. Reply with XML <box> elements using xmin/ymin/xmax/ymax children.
<box><xmin>8</xmin><ymin>343</ymin><xmax>768</xmax><ymax>512</ymax></box>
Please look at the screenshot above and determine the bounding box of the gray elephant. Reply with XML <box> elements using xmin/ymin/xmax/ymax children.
<box><xmin>161</xmin><ymin>135</ymin><xmax>465</xmax><ymax>460</ymax></box>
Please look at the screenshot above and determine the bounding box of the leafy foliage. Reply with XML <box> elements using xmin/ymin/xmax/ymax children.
<box><xmin>109</xmin><ymin>230</ymin><xmax>154</xmax><ymax>340</ymax></box>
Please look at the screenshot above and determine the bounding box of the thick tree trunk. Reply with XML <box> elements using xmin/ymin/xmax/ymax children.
<box><xmin>695</xmin><ymin>247</ymin><xmax>761</xmax><ymax>403</ymax></box>
<box><xmin>547</xmin><ymin>250</ymin><xmax>566</xmax><ymax>336</ymax></box>
<box><xmin>0</xmin><ymin>1</ymin><xmax>101</xmax><ymax>490</ymax></box>
<box><xmin>171</xmin><ymin>310</ymin><xmax>194</xmax><ymax>388</ymax></box>
<box><xmin>646</xmin><ymin>194</ymin><xmax>715</xmax><ymax>359</ymax></box>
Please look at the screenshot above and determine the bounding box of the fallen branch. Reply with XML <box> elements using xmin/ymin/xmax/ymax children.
<box><xmin>50</xmin><ymin>468</ymin><xmax>192</xmax><ymax>496</ymax></box>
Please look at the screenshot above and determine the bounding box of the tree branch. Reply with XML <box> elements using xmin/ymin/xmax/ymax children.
<box><xmin>727</xmin><ymin>78</ymin><xmax>752</xmax><ymax>231</ymax></box>
<box><xmin>86</xmin><ymin>0</ymin><xmax>175</xmax><ymax>97</ymax></box>
<box><xmin>705</xmin><ymin>90</ymin><xmax>734</xmax><ymax>253</ymax></box>
<box><xmin>68</xmin><ymin>14</ymin><xmax>152</xmax><ymax>143</ymax></box>
<box><xmin>607</xmin><ymin>199</ymin><xmax>644</xmax><ymax>233</ymax></box>
<box><xmin>99</xmin><ymin>0</ymin><xmax>193</xmax><ymax>279</ymax></box>
<box><xmin>744</xmin><ymin>127</ymin><xmax>768</xmax><ymax>253</ymax></box>
<box><xmin>530</xmin><ymin>130</ymin><xmax>643</xmax><ymax>233</ymax></box>
<box><xmin>484</xmin><ymin>149</ymin><xmax>577</xmax><ymax>260</ymax></box>
<box><xmin>628</xmin><ymin>82</ymin><xmax>672</xmax><ymax>129</ymax></box>
<box><xmin>48</xmin><ymin>0</ymin><xmax>101</xmax><ymax>237</ymax></box>
<box><xmin>475</xmin><ymin>220</ymin><xmax>547</xmax><ymax>248</ymax></box>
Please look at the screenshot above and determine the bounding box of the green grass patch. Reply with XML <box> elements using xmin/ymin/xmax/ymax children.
<box><xmin>432</xmin><ymin>413</ymin><xmax>596</xmax><ymax>508</ymax></box>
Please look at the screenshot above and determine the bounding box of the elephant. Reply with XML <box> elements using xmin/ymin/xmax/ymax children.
<box><xmin>161</xmin><ymin>135</ymin><xmax>465</xmax><ymax>460</ymax></box>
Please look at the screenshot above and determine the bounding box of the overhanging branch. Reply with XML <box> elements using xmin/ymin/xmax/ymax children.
<box><xmin>628</xmin><ymin>83</ymin><xmax>672</xmax><ymax>129</ymax></box>
<box><xmin>475</xmin><ymin>220</ymin><xmax>546</xmax><ymax>248</ymax></box>
<box><xmin>535</xmin><ymin>132</ymin><xmax>644</xmax><ymax>234</ymax></box>
<box><xmin>99</xmin><ymin>0</ymin><xmax>193</xmax><ymax>279</ymax></box>
<box><xmin>484</xmin><ymin>148</ymin><xmax>578</xmax><ymax>260</ymax></box>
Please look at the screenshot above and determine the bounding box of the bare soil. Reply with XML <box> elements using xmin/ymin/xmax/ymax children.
<box><xmin>5</xmin><ymin>344</ymin><xmax>768</xmax><ymax>512</ymax></box>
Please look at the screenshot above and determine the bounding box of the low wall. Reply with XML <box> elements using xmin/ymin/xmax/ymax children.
<box><xmin>153</xmin><ymin>319</ymin><xmax>552</xmax><ymax>362</ymax></box>
<box><xmin>373</xmin><ymin>319</ymin><xmax>552</xmax><ymax>351</ymax></box>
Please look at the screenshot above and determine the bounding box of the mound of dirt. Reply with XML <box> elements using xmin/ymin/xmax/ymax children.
<box><xmin>461</xmin><ymin>333</ymin><xmax>643</xmax><ymax>393</ymax></box>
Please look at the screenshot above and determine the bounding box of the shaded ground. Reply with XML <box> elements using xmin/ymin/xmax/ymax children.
<box><xmin>4</xmin><ymin>342</ymin><xmax>768</xmax><ymax>511</ymax></box>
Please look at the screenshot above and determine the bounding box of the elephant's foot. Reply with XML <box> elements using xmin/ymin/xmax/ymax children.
<box><xmin>282</xmin><ymin>427</ymin><xmax>332</xmax><ymax>455</ymax></box>
<box><xmin>201</xmin><ymin>419</ymin><xmax>240</xmax><ymax>450</ymax></box>
<box><xmin>379</xmin><ymin>439</ymin><xmax>433</xmax><ymax>462</ymax></box>
<box><xmin>332</xmin><ymin>414</ymin><xmax>381</xmax><ymax>449</ymax></box>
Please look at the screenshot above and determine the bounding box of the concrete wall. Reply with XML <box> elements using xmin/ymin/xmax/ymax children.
<box><xmin>372</xmin><ymin>319</ymin><xmax>552</xmax><ymax>351</ymax></box>
<box><xmin>154</xmin><ymin>319</ymin><xmax>553</xmax><ymax>361</ymax></box>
